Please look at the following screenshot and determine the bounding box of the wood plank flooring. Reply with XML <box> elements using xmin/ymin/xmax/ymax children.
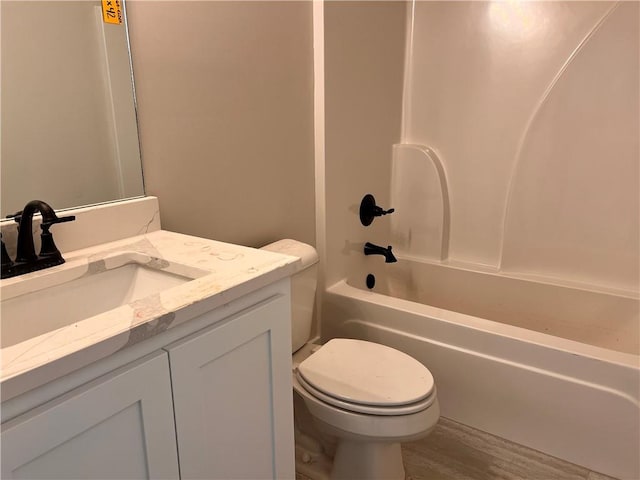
<box><xmin>403</xmin><ymin>418</ymin><xmax>617</xmax><ymax>480</ymax></box>
<box><xmin>296</xmin><ymin>417</ymin><xmax>619</xmax><ymax>480</ymax></box>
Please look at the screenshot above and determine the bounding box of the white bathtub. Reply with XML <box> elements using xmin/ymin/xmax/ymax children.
<box><xmin>321</xmin><ymin>259</ymin><xmax>639</xmax><ymax>479</ymax></box>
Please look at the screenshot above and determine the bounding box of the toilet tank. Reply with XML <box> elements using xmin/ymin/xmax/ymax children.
<box><xmin>261</xmin><ymin>240</ymin><xmax>318</xmax><ymax>353</ymax></box>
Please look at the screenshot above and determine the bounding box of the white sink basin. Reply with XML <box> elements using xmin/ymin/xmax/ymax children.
<box><xmin>1</xmin><ymin>252</ymin><xmax>205</xmax><ymax>349</ymax></box>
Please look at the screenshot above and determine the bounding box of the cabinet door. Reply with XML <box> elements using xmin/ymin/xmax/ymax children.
<box><xmin>1</xmin><ymin>351</ymin><xmax>179</xmax><ymax>480</ymax></box>
<box><xmin>167</xmin><ymin>293</ymin><xmax>295</xmax><ymax>480</ymax></box>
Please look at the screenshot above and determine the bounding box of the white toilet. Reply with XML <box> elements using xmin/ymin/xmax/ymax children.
<box><xmin>262</xmin><ymin>240</ymin><xmax>440</xmax><ymax>480</ymax></box>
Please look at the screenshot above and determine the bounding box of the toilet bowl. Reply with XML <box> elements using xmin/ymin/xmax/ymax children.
<box><xmin>261</xmin><ymin>240</ymin><xmax>439</xmax><ymax>480</ymax></box>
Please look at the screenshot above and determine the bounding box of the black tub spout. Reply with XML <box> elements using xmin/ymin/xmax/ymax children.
<box><xmin>364</xmin><ymin>242</ymin><xmax>397</xmax><ymax>263</ymax></box>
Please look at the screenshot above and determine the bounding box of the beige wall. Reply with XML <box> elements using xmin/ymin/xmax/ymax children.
<box><xmin>127</xmin><ymin>1</ymin><xmax>315</xmax><ymax>248</ymax></box>
<box><xmin>322</xmin><ymin>1</ymin><xmax>408</xmax><ymax>288</ymax></box>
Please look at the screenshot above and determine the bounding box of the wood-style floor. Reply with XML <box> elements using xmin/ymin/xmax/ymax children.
<box><xmin>296</xmin><ymin>417</ymin><xmax>619</xmax><ymax>480</ymax></box>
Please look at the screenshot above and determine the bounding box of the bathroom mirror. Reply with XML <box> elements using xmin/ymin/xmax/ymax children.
<box><xmin>1</xmin><ymin>0</ymin><xmax>144</xmax><ymax>217</ymax></box>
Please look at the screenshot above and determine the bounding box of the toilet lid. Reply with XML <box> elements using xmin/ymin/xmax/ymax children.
<box><xmin>297</xmin><ymin>339</ymin><xmax>435</xmax><ymax>407</ymax></box>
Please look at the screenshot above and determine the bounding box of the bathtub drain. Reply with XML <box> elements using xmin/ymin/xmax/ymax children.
<box><xmin>366</xmin><ymin>274</ymin><xmax>375</xmax><ymax>289</ymax></box>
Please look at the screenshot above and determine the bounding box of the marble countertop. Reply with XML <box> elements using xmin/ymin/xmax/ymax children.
<box><xmin>1</xmin><ymin>230</ymin><xmax>299</xmax><ymax>397</ymax></box>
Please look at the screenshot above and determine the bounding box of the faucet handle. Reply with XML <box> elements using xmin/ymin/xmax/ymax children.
<box><xmin>7</xmin><ymin>211</ymin><xmax>23</xmax><ymax>223</ymax></box>
<box><xmin>359</xmin><ymin>194</ymin><xmax>394</xmax><ymax>226</ymax></box>
<box><xmin>38</xmin><ymin>216</ymin><xmax>74</xmax><ymax>259</ymax></box>
<box><xmin>41</xmin><ymin>215</ymin><xmax>75</xmax><ymax>228</ymax></box>
<box><xmin>6</xmin><ymin>211</ymin><xmax>75</xmax><ymax>227</ymax></box>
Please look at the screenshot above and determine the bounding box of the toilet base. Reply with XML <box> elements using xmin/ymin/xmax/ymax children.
<box><xmin>295</xmin><ymin>444</ymin><xmax>332</xmax><ymax>480</ymax></box>
<box><xmin>331</xmin><ymin>441</ymin><xmax>404</xmax><ymax>480</ymax></box>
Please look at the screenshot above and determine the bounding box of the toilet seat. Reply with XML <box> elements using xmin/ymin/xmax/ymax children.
<box><xmin>297</xmin><ymin>339</ymin><xmax>435</xmax><ymax>414</ymax></box>
<box><xmin>295</xmin><ymin>370</ymin><xmax>436</xmax><ymax>415</ymax></box>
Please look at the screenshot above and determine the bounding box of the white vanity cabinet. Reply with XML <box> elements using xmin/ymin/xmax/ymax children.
<box><xmin>0</xmin><ymin>351</ymin><xmax>179</xmax><ymax>479</ymax></box>
<box><xmin>1</xmin><ymin>282</ymin><xmax>295</xmax><ymax>480</ymax></box>
<box><xmin>168</xmin><ymin>294</ymin><xmax>294</xmax><ymax>480</ymax></box>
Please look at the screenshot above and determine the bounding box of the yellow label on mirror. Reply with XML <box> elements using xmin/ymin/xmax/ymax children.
<box><xmin>102</xmin><ymin>0</ymin><xmax>123</xmax><ymax>24</ymax></box>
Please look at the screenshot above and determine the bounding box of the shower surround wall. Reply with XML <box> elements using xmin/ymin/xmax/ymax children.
<box><xmin>323</xmin><ymin>0</ymin><xmax>639</xmax><ymax>296</ymax></box>
<box><xmin>400</xmin><ymin>1</ymin><xmax>639</xmax><ymax>293</ymax></box>
<box><xmin>323</xmin><ymin>1</ymin><xmax>407</xmax><ymax>288</ymax></box>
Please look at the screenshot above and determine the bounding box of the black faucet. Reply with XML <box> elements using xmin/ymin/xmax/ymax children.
<box><xmin>1</xmin><ymin>200</ymin><xmax>75</xmax><ymax>279</ymax></box>
<box><xmin>364</xmin><ymin>242</ymin><xmax>397</xmax><ymax>263</ymax></box>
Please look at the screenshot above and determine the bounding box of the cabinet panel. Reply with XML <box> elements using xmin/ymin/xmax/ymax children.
<box><xmin>1</xmin><ymin>351</ymin><xmax>179</xmax><ymax>480</ymax></box>
<box><xmin>168</xmin><ymin>294</ymin><xmax>295</xmax><ymax>480</ymax></box>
